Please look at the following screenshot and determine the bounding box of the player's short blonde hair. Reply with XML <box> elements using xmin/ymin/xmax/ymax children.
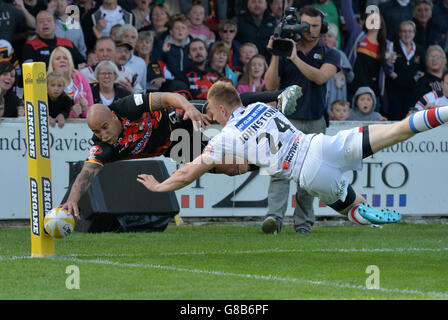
<box><xmin>208</xmin><ymin>81</ymin><xmax>242</xmax><ymax>109</ymax></box>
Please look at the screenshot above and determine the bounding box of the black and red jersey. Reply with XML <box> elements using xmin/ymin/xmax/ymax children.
<box><xmin>21</xmin><ymin>36</ymin><xmax>85</xmax><ymax>66</ymax></box>
<box><xmin>86</xmin><ymin>93</ymin><xmax>207</xmax><ymax>166</ymax></box>
<box><xmin>86</xmin><ymin>93</ymin><xmax>173</xmax><ymax>166</ymax></box>
<box><xmin>180</xmin><ymin>65</ymin><xmax>222</xmax><ymax>99</ymax></box>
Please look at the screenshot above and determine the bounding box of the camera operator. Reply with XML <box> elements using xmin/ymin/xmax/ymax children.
<box><xmin>262</xmin><ymin>5</ymin><xmax>340</xmax><ymax>235</ymax></box>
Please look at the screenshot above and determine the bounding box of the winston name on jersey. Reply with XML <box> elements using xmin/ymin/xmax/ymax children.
<box><xmin>205</xmin><ymin>103</ymin><xmax>315</xmax><ymax>180</ymax></box>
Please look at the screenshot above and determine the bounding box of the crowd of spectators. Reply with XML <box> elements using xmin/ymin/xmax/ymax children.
<box><xmin>2</xmin><ymin>0</ymin><xmax>448</xmax><ymax>236</ymax></box>
<box><xmin>1</xmin><ymin>0</ymin><xmax>448</xmax><ymax>124</ymax></box>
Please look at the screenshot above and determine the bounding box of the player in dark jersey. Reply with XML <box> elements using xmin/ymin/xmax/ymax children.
<box><xmin>60</xmin><ymin>91</ymin><xmax>251</xmax><ymax>220</ymax></box>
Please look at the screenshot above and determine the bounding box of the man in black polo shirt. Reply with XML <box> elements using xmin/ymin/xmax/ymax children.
<box><xmin>60</xmin><ymin>91</ymin><xmax>250</xmax><ymax>220</ymax></box>
<box><xmin>262</xmin><ymin>5</ymin><xmax>340</xmax><ymax>234</ymax></box>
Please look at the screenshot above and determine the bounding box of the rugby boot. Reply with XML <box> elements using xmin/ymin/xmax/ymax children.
<box><xmin>276</xmin><ymin>85</ymin><xmax>303</xmax><ymax>115</ymax></box>
<box><xmin>356</xmin><ymin>203</ymin><xmax>402</xmax><ymax>224</ymax></box>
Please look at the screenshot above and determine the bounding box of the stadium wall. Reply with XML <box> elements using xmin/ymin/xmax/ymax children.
<box><xmin>1</xmin><ymin>118</ymin><xmax>448</xmax><ymax>219</ymax></box>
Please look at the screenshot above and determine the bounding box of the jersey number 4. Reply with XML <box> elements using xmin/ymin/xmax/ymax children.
<box><xmin>255</xmin><ymin>117</ymin><xmax>292</xmax><ymax>154</ymax></box>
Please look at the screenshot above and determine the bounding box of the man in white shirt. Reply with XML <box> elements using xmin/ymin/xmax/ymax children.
<box><xmin>118</xmin><ymin>24</ymin><xmax>148</xmax><ymax>93</ymax></box>
<box><xmin>81</xmin><ymin>0</ymin><xmax>133</xmax><ymax>51</ymax></box>
<box><xmin>114</xmin><ymin>41</ymin><xmax>143</xmax><ymax>93</ymax></box>
<box><xmin>80</xmin><ymin>37</ymin><xmax>142</xmax><ymax>93</ymax></box>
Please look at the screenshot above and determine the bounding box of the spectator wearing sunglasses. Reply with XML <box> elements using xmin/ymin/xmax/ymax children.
<box><xmin>217</xmin><ymin>20</ymin><xmax>241</xmax><ymax>73</ymax></box>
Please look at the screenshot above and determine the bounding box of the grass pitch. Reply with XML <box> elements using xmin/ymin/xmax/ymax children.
<box><xmin>0</xmin><ymin>222</ymin><xmax>447</xmax><ymax>300</ymax></box>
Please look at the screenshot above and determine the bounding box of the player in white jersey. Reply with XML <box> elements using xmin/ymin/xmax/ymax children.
<box><xmin>137</xmin><ymin>81</ymin><xmax>448</xmax><ymax>226</ymax></box>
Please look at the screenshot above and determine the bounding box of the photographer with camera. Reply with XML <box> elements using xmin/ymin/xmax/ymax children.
<box><xmin>262</xmin><ymin>5</ymin><xmax>340</xmax><ymax>235</ymax></box>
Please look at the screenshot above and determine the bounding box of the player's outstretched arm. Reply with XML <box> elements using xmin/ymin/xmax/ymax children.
<box><xmin>137</xmin><ymin>155</ymin><xmax>215</xmax><ymax>192</ymax></box>
<box><xmin>149</xmin><ymin>92</ymin><xmax>211</xmax><ymax>130</ymax></box>
<box><xmin>59</xmin><ymin>162</ymin><xmax>103</xmax><ymax>220</ymax></box>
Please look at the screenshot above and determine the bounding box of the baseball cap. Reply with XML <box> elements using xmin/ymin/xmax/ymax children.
<box><xmin>115</xmin><ymin>41</ymin><xmax>133</xmax><ymax>50</ymax></box>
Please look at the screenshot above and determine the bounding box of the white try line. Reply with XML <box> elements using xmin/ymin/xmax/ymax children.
<box><xmin>1</xmin><ymin>253</ymin><xmax>447</xmax><ymax>298</ymax></box>
<box><xmin>56</xmin><ymin>256</ymin><xmax>448</xmax><ymax>298</ymax></box>
<box><xmin>161</xmin><ymin>247</ymin><xmax>448</xmax><ymax>256</ymax></box>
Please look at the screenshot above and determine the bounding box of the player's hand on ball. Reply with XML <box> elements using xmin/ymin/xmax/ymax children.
<box><xmin>59</xmin><ymin>201</ymin><xmax>80</xmax><ymax>221</ymax></box>
<box><xmin>137</xmin><ymin>174</ymin><xmax>161</xmax><ymax>192</ymax></box>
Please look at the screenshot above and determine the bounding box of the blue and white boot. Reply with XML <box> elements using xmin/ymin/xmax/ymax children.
<box><xmin>277</xmin><ymin>85</ymin><xmax>303</xmax><ymax>116</ymax></box>
<box><xmin>349</xmin><ymin>203</ymin><xmax>402</xmax><ymax>225</ymax></box>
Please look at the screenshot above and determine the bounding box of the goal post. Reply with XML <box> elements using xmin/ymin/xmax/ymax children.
<box><xmin>23</xmin><ymin>62</ymin><xmax>55</xmax><ymax>257</ymax></box>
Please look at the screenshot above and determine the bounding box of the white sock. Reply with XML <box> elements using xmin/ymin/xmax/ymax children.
<box><xmin>347</xmin><ymin>204</ymin><xmax>370</xmax><ymax>225</ymax></box>
<box><xmin>409</xmin><ymin>106</ymin><xmax>448</xmax><ymax>133</ymax></box>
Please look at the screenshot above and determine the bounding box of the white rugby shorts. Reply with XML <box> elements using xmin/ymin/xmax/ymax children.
<box><xmin>298</xmin><ymin>127</ymin><xmax>364</xmax><ymax>205</ymax></box>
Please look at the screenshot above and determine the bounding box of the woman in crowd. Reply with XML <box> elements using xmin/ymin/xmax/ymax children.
<box><xmin>91</xmin><ymin>60</ymin><xmax>131</xmax><ymax>106</ymax></box>
<box><xmin>48</xmin><ymin>46</ymin><xmax>93</xmax><ymax>118</ymax></box>
<box><xmin>148</xmin><ymin>2</ymin><xmax>171</xmax><ymax>36</ymax></box>
<box><xmin>386</xmin><ymin>20</ymin><xmax>426</xmax><ymax>120</ymax></box>
<box><xmin>341</xmin><ymin>0</ymin><xmax>395</xmax><ymax>112</ymax></box>
<box><xmin>217</xmin><ymin>19</ymin><xmax>241</xmax><ymax>73</ymax></box>
<box><xmin>132</xmin><ymin>0</ymin><xmax>153</xmax><ymax>31</ymax></box>
<box><xmin>134</xmin><ymin>31</ymin><xmax>175</xmax><ymax>91</ymax></box>
<box><xmin>209</xmin><ymin>41</ymin><xmax>237</xmax><ymax>85</ymax></box>
<box><xmin>0</xmin><ymin>62</ymin><xmax>24</xmax><ymax>118</ymax></box>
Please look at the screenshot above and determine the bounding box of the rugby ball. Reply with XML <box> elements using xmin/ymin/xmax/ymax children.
<box><xmin>44</xmin><ymin>207</ymin><xmax>75</xmax><ymax>239</ymax></box>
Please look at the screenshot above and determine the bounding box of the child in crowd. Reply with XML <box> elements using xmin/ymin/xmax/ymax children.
<box><xmin>237</xmin><ymin>42</ymin><xmax>258</xmax><ymax>80</ymax></box>
<box><xmin>237</xmin><ymin>54</ymin><xmax>267</xmax><ymax>93</ymax></box>
<box><xmin>47</xmin><ymin>71</ymin><xmax>73</xmax><ymax>128</ymax></box>
<box><xmin>321</xmin><ymin>23</ymin><xmax>354</xmax><ymax>112</ymax></box>
<box><xmin>187</xmin><ymin>4</ymin><xmax>215</xmax><ymax>47</ymax></box>
<box><xmin>329</xmin><ymin>100</ymin><xmax>350</xmax><ymax>121</ymax></box>
<box><xmin>347</xmin><ymin>87</ymin><xmax>387</xmax><ymax>121</ymax></box>
<box><xmin>156</xmin><ymin>14</ymin><xmax>193</xmax><ymax>79</ymax></box>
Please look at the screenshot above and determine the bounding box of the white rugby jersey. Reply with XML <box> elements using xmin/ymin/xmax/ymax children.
<box><xmin>205</xmin><ymin>103</ymin><xmax>315</xmax><ymax>181</ymax></box>
<box><xmin>415</xmin><ymin>89</ymin><xmax>448</xmax><ymax>111</ymax></box>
